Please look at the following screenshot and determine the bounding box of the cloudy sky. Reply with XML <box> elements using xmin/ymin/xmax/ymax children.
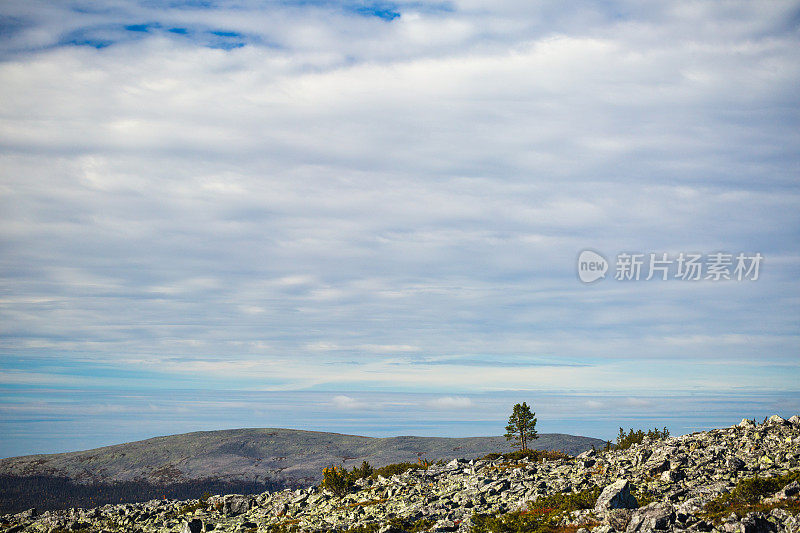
<box><xmin>1</xmin><ymin>0</ymin><xmax>799</xmax><ymax>457</ymax></box>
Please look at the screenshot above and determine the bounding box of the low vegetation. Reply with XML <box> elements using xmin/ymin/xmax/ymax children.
<box><xmin>700</xmin><ymin>470</ymin><xmax>800</xmax><ymax>523</ymax></box>
<box><xmin>482</xmin><ymin>449</ymin><xmax>572</xmax><ymax>463</ymax></box>
<box><xmin>471</xmin><ymin>488</ymin><xmax>601</xmax><ymax>533</ymax></box>
<box><xmin>264</xmin><ymin>516</ymin><xmax>434</xmax><ymax>533</ymax></box>
<box><xmin>340</xmin><ymin>517</ymin><xmax>435</xmax><ymax>533</ymax></box>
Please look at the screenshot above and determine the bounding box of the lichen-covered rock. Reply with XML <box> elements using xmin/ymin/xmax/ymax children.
<box><xmin>595</xmin><ymin>479</ymin><xmax>639</xmax><ymax>511</ymax></box>
<box><xmin>740</xmin><ymin>511</ymin><xmax>778</xmax><ymax>533</ymax></box>
<box><xmin>180</xmin><ymin>518</ymin><xmax>203</xmax><ymax>533</ymax></box>
<box><xmin>222</xmin><ymin>494</ymin><xmax>252</xmax><ymax>516</ymax></box>
<box><xmin>625</xmin><ymin>502</ymin><xmax>675</xmax><ymax>531</ymax></box>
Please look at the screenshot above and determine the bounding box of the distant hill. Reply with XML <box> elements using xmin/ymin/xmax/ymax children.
<box><xmin>0</xmin><ymin>428</ymin><xmax>605</xmax><ymax>512</ymax></box>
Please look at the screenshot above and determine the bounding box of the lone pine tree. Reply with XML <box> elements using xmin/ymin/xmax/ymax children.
<box><xmin>505</xmin><ymin>402</ymin><xmax>539</xmax><ymax>451</ymax></box>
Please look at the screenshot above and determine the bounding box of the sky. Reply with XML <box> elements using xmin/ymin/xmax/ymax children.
<box><xmin>0</xmin><ymin>0</ymin><xmax>799</xmax><ymax>458</ymax></box>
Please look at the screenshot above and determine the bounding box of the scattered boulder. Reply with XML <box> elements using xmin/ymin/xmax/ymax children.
<box><xmin>605</xmin><ymin>508</ymin><xmax>633</xmax><ymax>531</ymax></box>
<box><xmin>776</xmin><ymin>480</ymin><xmax>800</xmax><ymax>499</ymax></box>
<box><xmin>740</xmin><ymin>512</ymin><xmax>777</xmax><ymax>533</ymax></box>
<box><xmin>181</xmin><ymin>519</ymin><xmax>203</xmax><ymax>533</ymax></box>
<box><xmin>626</xmin><ymin>502</ymin><xmax>675</xmax><ymax>531</ymax></box>
<box><xmin>727</xmin><ymin>457</ymin><xmax>746</xmax><ymax>471</ymax></box>
<box><xmin>222</xmin><ymin>494</ymin><xmax>252</xmax><ymax>516</ymax></box>
<box><xmin>14</xmin><ymin>509</ymin><xmax>36</xmax><ymax>520</ymax></box>
<box><xmin>767</xmin><ymin>415</ymin><xmax>787</xmax><ymax>426</ymax></box>
<box><xmin>595</xmin><ymin>479</ymin><xmax>639</xmax><ymax>511</ymax></box>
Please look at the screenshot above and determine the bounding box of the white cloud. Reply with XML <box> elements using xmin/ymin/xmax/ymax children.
<box><xmin>331</xmin><ymin>395</ymin><xmax>368</xmax><ymax>410</ymax></box>
<box><xmin>426</xmin><ymin>396</ymin><xmax>474</xmax><ymax>409</ymax></box>
<box><xmin>623</xmin><ymin>398</ymin><xmax>653</xmax><ymax>408</ymax></box>
<box><xmin>0</xmin><ymin>1</ymin><xmax>797</xmax><ymax>413</ymax></box>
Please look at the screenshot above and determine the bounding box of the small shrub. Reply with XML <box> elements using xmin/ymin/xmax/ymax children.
<box><xmin>322</xmin><ymin>466</ymin><xmax>353</xmax><ymax>497</ymax></box>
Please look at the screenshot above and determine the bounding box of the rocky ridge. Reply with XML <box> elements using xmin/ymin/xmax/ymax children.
<box><xmin>2</xmin><ymin>415</ymin><xmax>799</xmax><ymax>533</ymax></box>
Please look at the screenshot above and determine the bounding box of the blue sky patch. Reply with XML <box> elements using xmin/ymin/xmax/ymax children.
<box><xmin>125</xmin><ymin>23</ymin><xmax>159</xmax><ymax>32</ymax></box>
<box><xmin>351</xmin><ymin>5</ymin><xmax>400</xmax><ymax>20</ymax></box>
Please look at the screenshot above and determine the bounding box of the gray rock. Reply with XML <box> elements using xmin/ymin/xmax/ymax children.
<box><xmin>595</xmin><ymin>479</ymin><xmax>639</xmax><ymax>511</ymax></box>
<box><xmin>767</xmin><ymin>415</ymin><xmax>786</xmax><ymax>426</ymax></box>
<box><xmin>726</xmin><ymin>457</ymin><xmax>745</xmax><ymax>471</ymax></box>
<box><xmin>222</xmin><ymin>494</ymin><xmax>252</xmax><ymax>516</ymax></box>
<box><xmin>661</xmin><ymin>469</ymin><xmax>685</xmax><ymax>483</ymax></box>
<box><xmin>433</xmin><ymin>518</ymin><xmax>458</xmax><ymax>531</ymax></box>
<box><xmin>740</xmin><ymin>512</ymin><xmax>777</xmax><ymax>533</ymax></box>
<box><xmin>626</xmin><ymin>502</ymin><xmax>675</xmax><ymax>532</ymax></box>
<box><xmin>181</xmin><ymin>519</ymin><xmax>203</xmax><ymax>533</ymax></box>
<box><xmin>606</xmin><ymin>508</ymin><xmax>633</xmax><ymax>531</ymax></box>
<box><xmin>14</xmin><ymin>508</ymin><xmax>37</xmax><ymax>520</ymax></box>
<box><xmin>776</xmin><ymin>480</ymin><xmax>800</xmax><ymax>499</ymax></box>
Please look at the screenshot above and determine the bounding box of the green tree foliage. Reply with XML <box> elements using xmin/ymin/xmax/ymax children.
<box><xmin>614</xmin><ymin>426</ymin><xmax>670</xmax><ymax>450</ymax></box>
<box><xmin>504</xmin><ymin>402</ymin><xmax>538</xmax><ymax>451</ymax></box>
<box><xmin>351</xmin><ymin>460</ymin><xmax>373</xmax><ymax>479</ymax></box>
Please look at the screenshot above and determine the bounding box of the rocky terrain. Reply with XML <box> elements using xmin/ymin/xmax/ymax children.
<box><xmin>2</xmin><ymin>415</ymin><xmax>799</xmax><ymax>533</ymax></box>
